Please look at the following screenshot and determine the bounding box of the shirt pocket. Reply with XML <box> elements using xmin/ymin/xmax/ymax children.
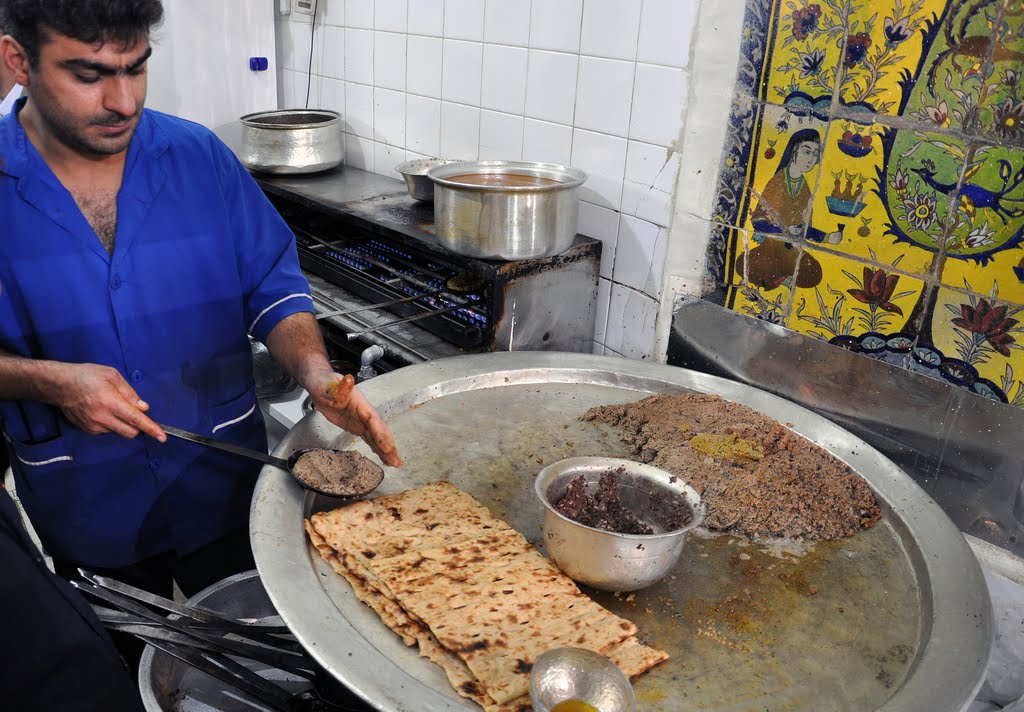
<box><xmin>7</xmin><ymin>433</ymin><xmax>75</xmax><ymax>471</ymax></box>
<box><xmin>207</xmin><ymin>384</ymin><xmax>259</xmax><ymax>436</ymax></box>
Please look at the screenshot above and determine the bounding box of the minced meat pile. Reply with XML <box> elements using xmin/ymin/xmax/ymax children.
<box><xmin>582</xmin><ymin>393</ymin><xmax>881</xmax><ymax>540</ymax></box>
<box><xmin>555</xmin><ymin>468</ymin><xmax>654</xmax><ymax>535</ymax></box>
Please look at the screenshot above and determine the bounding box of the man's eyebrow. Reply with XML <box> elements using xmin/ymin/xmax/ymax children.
<box><xmin>59</xmin><ymin>46</ymin><xmax>153</xmax><ymax>75</ymax></box>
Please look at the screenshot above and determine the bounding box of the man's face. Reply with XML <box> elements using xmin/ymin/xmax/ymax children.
<box><xmin>23</xmin><ymin>30</ymin><xmax>151</xmax><ymax>157</ymax></box>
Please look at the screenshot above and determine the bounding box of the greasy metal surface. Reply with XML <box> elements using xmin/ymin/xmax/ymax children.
<box><xmin>428</xmin><ymin>161</ymin><xmax>586</xmax><ymax>260</ymax></box>
<box><xmin>238</xmin><ymin>109</ymin><xmax>343</xmax><ymax>174</ymax></box>
<box><xmin>667</xmin><ymin>297</ymin><xmax>1024</xmax><ymax>560</ymax></box>
<box><xmin>251</xmin><ymin>352</ymin><xmax>992</xmax><ymax>712</ymax></box>
<box><xmin>137</xmin><ymin>571</ymin><xmax>321</xmax><ymax>712</ymax></box>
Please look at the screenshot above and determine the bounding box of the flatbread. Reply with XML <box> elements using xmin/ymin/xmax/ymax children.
<box><xmin>306</xmin><ymin>481</ymin><xmax>667</xmax><ymax>709</ymax></box>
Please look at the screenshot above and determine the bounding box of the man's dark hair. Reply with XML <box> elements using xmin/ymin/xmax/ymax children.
<box><xmin>2</xmin><ymin>0</ymin><xmax>164</xmax><ymax>66</ymax></box>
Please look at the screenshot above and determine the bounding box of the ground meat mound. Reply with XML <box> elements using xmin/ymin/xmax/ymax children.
<box><xmin>582</xmin><ymin>393</ymin><xmax>881</xmax><ymax>540</ymax></box>
<box><xmin>290</xmin><ymin>449</ymin><xmax>384</xmax><ymax>497</ymax></box>
<box><xmin>555</xmin><ymin>468</ymin><xmax>654</xmax><ymax>535</ymax></box>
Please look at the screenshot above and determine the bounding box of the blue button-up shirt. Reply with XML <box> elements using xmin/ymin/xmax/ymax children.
<box><xmin>0</xmin><ymin>103</ymin><xmax>314</xmax><ymax>566</ymax></box>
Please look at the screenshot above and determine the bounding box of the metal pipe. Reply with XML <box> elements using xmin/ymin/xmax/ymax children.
<box><xmin>357</xmin><ymin>345</ymin><xmax>386</xmax><ymax>381</ymax></box>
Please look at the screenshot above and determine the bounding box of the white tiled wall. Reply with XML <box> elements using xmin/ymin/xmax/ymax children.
<box><xmin>275</xmin><ymin>0</ymin><xmax>699</xmax><ymax>359</ymax></box>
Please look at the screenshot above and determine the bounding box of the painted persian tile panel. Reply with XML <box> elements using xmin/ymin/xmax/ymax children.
<box><xmin>709</xmin><ymin>0</ymin><xmax>1024</xmax><ymax>407</ymax></box>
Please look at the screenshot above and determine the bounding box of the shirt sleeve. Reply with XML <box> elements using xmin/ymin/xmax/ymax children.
<box><xmin>210</xmin><ymin>138</ymin><xmax>314</xmax><ymax>343</ymax></box>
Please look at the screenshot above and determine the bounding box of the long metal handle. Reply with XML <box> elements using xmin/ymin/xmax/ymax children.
<box><xmin>345</xmin><ymin>304</ymin><xmax>466</xmax><ymax>340</ymax></box>
<box><xmin>315</xmin><ymin>291</ymin><xmax>431</xmax><ymax>319</ymax></box>
<box><xmin>159</xmin><ymin>423</ymin><xmax>289</xmax><ymax>469</ymax></box>
<box><xmin>141</xmin><ymin>638</ymin><xmax>296</xmax><ymax>711</ymax></box>
<box><xmin>80</xmin><ymin>569</ymin><xmax>293</xmax><ymax>635</ymax></box>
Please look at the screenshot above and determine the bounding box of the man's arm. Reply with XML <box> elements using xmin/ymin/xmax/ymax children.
<box><xmin>0</xmin><ymin>350</ymin><xmax>165</xmax><ymax>441</ymax></box>
<box><xmin>263</xmin><ymin>313</ymin><xmax>402</xmax><ymax>467</ymax></box>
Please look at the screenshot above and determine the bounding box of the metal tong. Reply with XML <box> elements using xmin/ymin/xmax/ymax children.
<box><xmin>72</xmin><ymin>569</ymin><xmax>333</xmax><ymax>711</ymax></box>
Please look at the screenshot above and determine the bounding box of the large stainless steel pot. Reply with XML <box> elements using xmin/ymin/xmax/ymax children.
<box><xmin>427</xmin><ymin>160</ymin><xmax>587</xmax><ymax>261</ymax></box>
<box><xmin>239</xmin><ymin>109</ymin><xmax>343</xmax><ymax>175</ymax></box>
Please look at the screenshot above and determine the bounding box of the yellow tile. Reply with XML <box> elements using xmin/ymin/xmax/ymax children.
<box><xmin>928</xmin><ymin>285</ymin><xmax>1024</xmax><ymax>404</ymax></box>
<box><xmin>737</xmin><ymin>103</ymin><xmax>828</xmax><ymax>234</ymax></box>
<box><xmin>811</xmin><ymin>119</ymin><xmax>939</xmax><ymax>276</ymax></box>
<box><xmin>837</xmin><ymin>0</ymin><xmax>942</xmax><ymax>116</ymax></box>
<box><xmin>762</xmin><ymin>1</ymin><xmax>846</xmax><ymax>105</ymax></box>
<box><xmin>786</xmin><ymin>247</ymin><xmax>925</xmax><ymax>345</ymax></box>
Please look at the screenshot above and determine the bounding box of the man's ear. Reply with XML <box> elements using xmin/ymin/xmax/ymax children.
<box><xmin>0</xmin><ymin>35</ymin><xmax>31</xmax><ymax>87</ymax></box>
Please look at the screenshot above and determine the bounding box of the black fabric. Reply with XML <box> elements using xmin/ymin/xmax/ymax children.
<box><xmin>0</xmin><ymin>489</ymin><xmax>144</xmax><ymax>712</ymax></box>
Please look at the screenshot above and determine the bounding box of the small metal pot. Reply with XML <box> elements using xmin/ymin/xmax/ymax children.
<box><xmin>395</xmin><ymin>158</ymin><xmax>462</xmax><ymax>201</ymax></box>
<box><xmin>536</xmin><ymin>456</ymin><xmax>705</xmax><ymax>592</ymax></box>
<box><xmin>239</xmin><ymin>109</ymin><xmax>343</xmax><ymax>174</ymax></box>
<box><xmin>427</xmin><ymin>160</ymin><xmax>587</xmax><ymax>261</ymax></box>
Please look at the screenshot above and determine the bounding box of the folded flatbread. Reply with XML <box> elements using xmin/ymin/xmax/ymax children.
<box><xmin>306</xmin><ymin>481</ymin><xmax>668</xmax><ymax>711</ymax></box>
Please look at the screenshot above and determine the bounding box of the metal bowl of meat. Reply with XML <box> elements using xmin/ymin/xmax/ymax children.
<box><xmin>395</xmin><ymin>158</ymin><xmax>462</xmax><ymax>201</ymax></box>
<box><xmin>535</xmin><ymin>456</ymin><xmax>705</xmax><ymax>592</ymax></box>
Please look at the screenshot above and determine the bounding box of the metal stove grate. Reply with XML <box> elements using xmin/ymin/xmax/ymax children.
<box><xmin>292</xmin><ymin>225</ymin><xmax>490</xmax><ymax>348</ymax></box>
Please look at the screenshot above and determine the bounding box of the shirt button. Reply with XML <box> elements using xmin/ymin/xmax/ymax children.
<box><xmin>110</xmin><ymin>275</ymin><xmax>122</xmax><ymax>290</ymax></box>
<box><xmin>130</xmin><ymin>369</ymin><xmax>143</xmax><ymax>383</ymax></box>
<box><xmin>150</xmin><ymin>458</ymin><xmax>161</xmax><ymax>471</ymax></box>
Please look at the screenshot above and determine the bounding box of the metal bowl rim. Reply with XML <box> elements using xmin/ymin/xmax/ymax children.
<box><xmin>426</xmin><ymin>160</ymin><xmax>588</xmax><ymax>192</ymax></box>
<box><xmin>396</xmin><ymin>158</ymin><xmax>463</xmax><ymax>176</ymax></box>
<box><xmin>535</xmin><ymin>456</ymin><xmax>706</xmax><ymax>539</ymax></box>
<box><xmin>240</xmin><ymin>108</ymin><xmax>341</xmax><ymax>130</ymax></box>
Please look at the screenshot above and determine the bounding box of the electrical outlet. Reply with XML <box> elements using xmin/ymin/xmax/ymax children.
<box><xmin>293</xmin><ymin>0</ymin><xmax>317</xmax><ymax>16</ymax></box>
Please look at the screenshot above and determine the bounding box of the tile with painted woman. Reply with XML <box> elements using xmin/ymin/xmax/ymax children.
<box><xmin>735</xmin><ymin>119</ymin><xmax>843</xmax><ymax>294</ymax></box>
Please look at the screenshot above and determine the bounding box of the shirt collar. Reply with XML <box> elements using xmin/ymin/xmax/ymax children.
<box><xmin>0</xmin><ymin>104</ymin><xmax>170</xmax><ymax>181</ymax></box>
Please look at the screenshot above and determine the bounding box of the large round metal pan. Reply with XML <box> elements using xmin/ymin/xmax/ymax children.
<box><xmin>250</xmin><ymin>352</ymin><xmax>993</xmax><ymax>712</ymax></box>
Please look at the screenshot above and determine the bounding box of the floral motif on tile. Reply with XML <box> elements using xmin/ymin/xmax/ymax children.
<box><xmin>712</xmin><ymin>0</ymin><xmax>1024</xmax><ymax>405</ymax></box>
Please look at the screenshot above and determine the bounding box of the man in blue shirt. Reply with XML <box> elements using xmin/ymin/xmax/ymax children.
<box><xmin>0</xmin><ymin>0</ymin><xmax>402</xmax><ymax>602</ymax></box>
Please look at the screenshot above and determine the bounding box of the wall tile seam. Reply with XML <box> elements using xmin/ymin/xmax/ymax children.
<box><xmin>671</xmin><ymin>206</ymin><xmax>979</xmax><ymax>292</ymax></box>
<box><xmin>652</xmin><ymin>0</ymin><xmax>703</xmax><ymax>361</ymax></box>
<box><xmin>738</xmin><ymin>97</ymin><xmax>1020</xmax><ymax>147</ymax></box>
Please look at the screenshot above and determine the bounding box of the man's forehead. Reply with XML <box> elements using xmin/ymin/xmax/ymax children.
<box><xmin>41</xmin><ymin>28</ymin><xmax>151</xmax><ymax>65</ymax></box>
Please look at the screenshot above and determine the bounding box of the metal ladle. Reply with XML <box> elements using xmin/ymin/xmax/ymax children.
<box><xmin>529</xmin><ymin>647</ymin><xmax>638</xmax><ymax>712</ymax></box>
<box><xmin>158</xmin><ymin>423</ymin><xmax>384</xmax><ymax>498</ymax></box>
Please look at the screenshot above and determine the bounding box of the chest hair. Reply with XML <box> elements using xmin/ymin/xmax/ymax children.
<box><xmin>70</xmin><ymin>190</ymin><xmax>119</xmax><ymax>255</ymax></box>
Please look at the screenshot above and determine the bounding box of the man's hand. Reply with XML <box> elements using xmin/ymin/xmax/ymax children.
<box><xmin>48</xmin><ymin>363</ymin><xmax>165</xmax><ymax>441</ymax></box>
<box><xmin>305</xmin><ymin>369</ymin><xmax>402</xmax><ymax>468</ymax></box>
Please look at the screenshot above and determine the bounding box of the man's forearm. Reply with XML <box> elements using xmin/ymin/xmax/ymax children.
<box><xmin>262</xmin><ymin>312</ymin><xmax>334</xmax><ymax>390</ymax></box>
<box><xmin>0</xmin><ymin>350</ymin><xmax>68</xmax><ymax>403</ymax></box>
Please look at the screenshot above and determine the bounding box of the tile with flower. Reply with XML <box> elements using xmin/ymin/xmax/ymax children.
<box><xmin>927</xmin><ymin>285</ymin><xmax>1024</xmax><ymax>404</ymax></box>
<box><xmin>787</xmin><ymin>246</ymin><xmax>925</xmax><ymax>367</ymax></box>
<box><xmin>761</xmin><ymin>0</ymin><xmax>847</xmax><ymax>107</ymax></box>
<box><xmin>837</xmin><ymin>0</ymin><xmax>942</xmax><ymax>117</ymax></box>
